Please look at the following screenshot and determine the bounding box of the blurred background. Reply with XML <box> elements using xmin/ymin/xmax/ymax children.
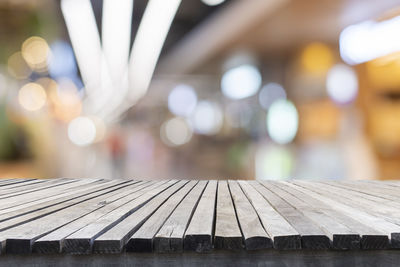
<box><xmin>1</xmin><ymin>0</ymin><xmax>400</xmax><ymax>180</ymax></box>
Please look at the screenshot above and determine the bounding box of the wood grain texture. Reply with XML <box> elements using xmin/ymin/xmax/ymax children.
<box><xmin>214</xmin><ymin>181</ymin><xmax>243</xmax><ymax>250</ymax></box>
<box><xmin>0</xmin><ymin>178</ymin><xmax>399</xmax><ymax>255</ymax></box>
<box><xmin>154</xmin><ymin>181</ymin><xmax>207</xmax><ymax>253</ymax></box>
<box><xmin>251</xmin><ymin>181</ymin><xmax>331</xmax><ymax>249</ymax></box>
<box><xmin>183</xmin><ymin>180</ymin><xmax>217</xmax><ymax>252</ymax></box>
<box><xmin>228</xmin><ymin>181</ymin><xmax>272</xmax><ymax>250</ymax></box>
<box><xmin>238</xmin><ymin>181</ymin><xmax>301</xmax><ymax>250</ymax></box>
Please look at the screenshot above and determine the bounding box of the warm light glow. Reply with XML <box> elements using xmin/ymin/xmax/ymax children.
<box><xmin>221</xmin><ymin>64</ymin><xmax>262</xmax><ymax>99</ymax></box>
<box><xmin>7</xmin><ymin>52</ymin><xmax>32</xmax><ymax>79</ymax></box>
<box><xmin>191</xmin><ymin>101</ymin><xmax>223</xmax><ymax>135</ymax></box>
<box><xmin>18</xmin><ymin>83</ymin><xmax>47</xmax><ymax>111</ymax></box>
<box><xmin>201</xmin><ymin>0</ymin><xmax>225</xmax><ymax>6</ymax></box>
<box><xmin>102</xmin><ymin>0</ymin><xmax>133</xmax><ymax>84</ymax></box>
<box><xmin>160</xmin><ymin>117</ymin><xmax>192</xmax><ymax>146</ymax></box>
<box><xmin>256</xmin><ymin>145</ymin><xmax>293</xmax><ymax>180</ymax></box>
<box><xmin>300</xmin><ymin>42</ymin><xmax>334</xmax><ymax>74</ymax></box>
<box><xmin>326</xmin><ymin>64</ymin><xmax>358</xmax><ymax>104</ymax></box>
<box><xmin>47</xmin><ymin>78</ymin><xmax>82</xmax><ymax>122</ymax></box>
<box><xmin>267</xmin><ymin>100</ymin><xmax>298</xmax><ymax>144</ymax></box>
<box><xmin>68</xmin><ymin>116</ymin><xmax>97</xmax><ymax>146</ymax></box>
<box><xmin>128</xmin><ymin>0</ymin><xmax>182</xmax><ymax>103</ymax></box>
<box><xmin>21</xmin><ymin>36</ymin><xmax>50</xmax><ymax>71</ymax></box>
<box><xmin>340</xmin><ymin>16</ymin><xmax>400</xmax><ymax>65</ymax></box>
<box><xmin>258</xmin><ymin>82</ymin><xmax>287</xmax><ymax>110</ymax></box>
<box><xmin>168</xmin><ymin>84</ymin><xmax>197</xmax><ymax>117</ymax></box>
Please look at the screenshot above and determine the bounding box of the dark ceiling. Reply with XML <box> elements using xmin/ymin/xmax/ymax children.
<box><xmin>87</xmin><ymin>0</ymin><xmax>230</xmax><ymax>57</ymax></box>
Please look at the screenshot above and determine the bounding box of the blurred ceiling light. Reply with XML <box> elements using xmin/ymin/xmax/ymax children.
<box><xmin>102</xmin><ymin>0</ymin><xmax>133</xmax><ymax>85</ymax></box>
<box><xmin>61</xmin><ymin>0</ymin><xmax>104</xmax><ymax>99</ymax></box>
<box><xmin>258</xmin><ymin>82</ymin><xmax>287</xmax><ymax>110</ymax></box>
<box><xmin>191</xmin><ymin>101</ymin><xmax>223</xmax><ymax>135</ymax></box>
<box><xmin>68</xmin><ymin>116</ymin><xmax>97</xmax><ymax>146</ymax></box>
<box><xmin>128</xmin><ymin>0</ymin><xmax>182</xmax><ymax>104</ymax></box>
<box><xmin>267</xmin><ymin>99</ymin><xmax>298</xmax><ymax>144</ymax></box>
<box><xmin>340</xmin><ymin>16</ymin><xmax>400</xmax><ymax>65</ymax></box>
<box><xmin>201</xmin><ymin>0</ymin><xmax>225</xmax><ymax>6</ymax></box>
<box><xmin>255</xmin><ymin>145</ymin><xmax>293</xmax><ymax>180</ymax></box>
<box><xmin>48</xmin><ymin>41</ymin><xmax>77</xmax><ymax>78</ymax></box>
<box><xmin>221</xmin><ymin>64</ymin><xmax>262</xmax><ymax>99</ymax></box>
<box><xmin>18</xmin><ymin>83</ymin><xmax>47</xmax><ymax>111</ymax></box>
<box><xmin>7</xmin><ymin>52</ymin><xmax>32</xmax><ymax>79</ymax></box>
<box><xmin>160</xmin><ymin>117</ymin><xmax>192</xmax><ymax>146</ymax></box>
<box><xmin>300</xmin><ymin>42</ymin><xmax>334</xmax><ymax>74</ymax></box>
<box><xmin>326</xmin><ymin>64</ymin><xmax>358</xmax><ymax>104</ymax></box>
<box><xmin>168</xmin><ymin>84</ymin><xmax>197</xmax><ymax>117</ymax></box>
<box><xmin>21</xmin><ymin>36</ymin><xmax>50</xmax><ymax>71</ymax></box>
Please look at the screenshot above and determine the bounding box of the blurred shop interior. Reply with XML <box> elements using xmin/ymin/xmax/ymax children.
<box><xmin>1</xmin><ymin>0</ymin><xmax>400</xmax><ymax>180</ymax></box>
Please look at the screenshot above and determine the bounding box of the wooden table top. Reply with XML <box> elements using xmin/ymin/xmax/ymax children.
<box><xmin>0</xmin><ymin>178</ymin><xmax>399</xmax><ymax>255</ymax></box>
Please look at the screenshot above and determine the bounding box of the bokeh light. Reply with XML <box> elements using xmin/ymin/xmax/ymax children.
<box><xmin>21</xmin><ymin>36</ymin><xmax>50</xmax><ymax>71</ymax></box>
<box><xmin>221</xmin><ymin>64</ymin><xmax>262</xmax><ymax>100</ymax></box>
<box><xmin>201</xmin><ymin>0</ymin><xmax>225</xmax><ymax>6</ymax></box>
<box><xmin>340</xmin><ymin>16</ymin><xmax>400</xmax><ymax>65</ymax></box>
<box><xmin>160</xmin><ymin>117</ymin><xmax>193</xmax><ymax>147</ymax></box>
<box><xmin>18</xmin><ymin>83</ymin><xmax>47</xmax><ymax>111</ymax></box>
<box><xmin>267</xmin><ymin>99</ymin><xmax>298</xmax><ymax>144</ymax></box>
<box><xmin>191</xmin><ymin>101</ymin><xmax>223</xmax><ymax>135</ymax></box>
<box><xmin>300</xmin><ymin>42</ymin><xmax>334</xmax><ymax>74</ymax></box>
<box><xmin>46</xmin><ymin>78</ymin><xmax>82</xmax><ymax>122</ymax></box>
<box><xmin>258</xmin><ymin>82</ymin><xmax>287</xmax><ymax>110</ymax></box>
<box><xmin>68</xmin><ymin>116</ymin><xmax>97</xmax><ymax>146</ymax></box>
<box><xmin>48</xmin><ymin>40</ymin><xmax>77</xmax><ymax>78</ymax></box>
<box><xmin>326</xmin><ymin>64</ymin><xmax>358</xmax><ymax>104</ymax></box>
<box><xmin>256</xmin><ymin>145</ymin><xmax>294</xmax><ymax>180</ymax></box>
<box><xmin>7</xmin><ymin>52</ymin><xmax>32</xmax><ymax>79</ymax></box>
<box><xmin>168</xmin><ymin>84</ymin><xmax>197</xmax><ymax>117</ymax></box>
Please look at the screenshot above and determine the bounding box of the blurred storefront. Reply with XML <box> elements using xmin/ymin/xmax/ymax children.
<box><xmin>1</xmin><ymin>0</ymin><xmax>400</xmax><ymax>180</ymax></box>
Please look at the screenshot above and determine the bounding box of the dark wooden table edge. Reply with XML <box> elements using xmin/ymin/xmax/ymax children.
<box><xmin>1</xmin><ymin>250</ymin><xmax>400</xmax><ymax>266</ymax></box>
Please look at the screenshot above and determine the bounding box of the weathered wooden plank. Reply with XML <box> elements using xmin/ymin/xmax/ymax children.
<box><xmin>238</xmin><ymin>181</ymin><xmax>301</xmax><ymax>250</ymax></box>
<box><xmin>32</xmin><ymin>181</ymin><xmax>155</xmax><ymax>254</ymax></box>
<box><xmin>292</xmin><ymin>181</ymin><xmax>400</xmax><ymax>249</ymax></box>
<box><xmin>126</xmin><ymin>181</ymin><xmax>198</xmax><ymax>252</ymax></box>
<box><xmin>0</xmin><ymin>180</ymin><xmax>140</xmax><ymax>254</ymax></box>
<box><xmin>63</xmin><ymin>180</ymin><xmax>179</xmax><ymax>254</ymax></box>
<box><xmin>280</xmin><ymin>181</ymin><xmax>389</xmax><ymax>249</ymax></box>
<box><xmin>297</xmin><ymin>182</ymin><xmax>400</xmax><ymax>228</ymax></box>
<box><xmin>320</xmin><ymin>181</ymin><xmax>400</xmax><ymax>206</ymax></box>
<box><xmin>0</xmin><ymin>179</ymin><xmax>112</xmax><ymax>222</ymax></box>
<box><xmin>91</xmin><ymin>181</ymin><xmax>186</xmax><ymax>254</ymax></box>
<box><xmin>0</xmin><ymin>179</ymin><xmax>34</xmax><ymax>187</ymax></box>
<box><xmin>0</xmin><ymin>179</ymin><xmax>102</xmax><ymax>215</ymax></box>
<box><xmin>250</xmin><ymin>181</ymin><xmax>331</xmax><ymax>249</ymax></box>
<box><xmin>154</xmin><ymin>181</ymin><xmax>207</xmax><ymax>253</ymax></box>
<box><xmin>0</xmin><ymin>180</ymin><xmax>129</xmax><ymax>231</ymax></box>
<box><xmin>214</xmin><ymin>181</ymin><xmax>243</xmax><ymax>250</ymax></box>
<box><xmin>0</xmin><ymin>178</ymin><xmax>74</xmax><ymax>198</ymax></box>
<box><xmin>331</xmin><ymin>181</ymin><xmax>400</xmax><ymax>202</ymax></box>
<box><xmin>0</xmin><ymin>179</ymin><xmax>48</xmax><ymax>193</ymax></box>
<box><xmin>264</xmin><ymin>182</ymin><xmax>360</xmax><ymax>250</ymax></box>
<box><xmin>228</xmin><ymin>180</ymin><xmax>271</xmax><ymax>250</ymax></box>
<box><xmin>183</xmin><ymin>180</ymin><xmax>217</xmax><ymax>252</ymax></box>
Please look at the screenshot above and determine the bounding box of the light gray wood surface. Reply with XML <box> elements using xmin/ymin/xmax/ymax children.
<box><xmin>0</xmin><ymin>178</ymin><xmax>400</xmax><ymax>255</ymax></box>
